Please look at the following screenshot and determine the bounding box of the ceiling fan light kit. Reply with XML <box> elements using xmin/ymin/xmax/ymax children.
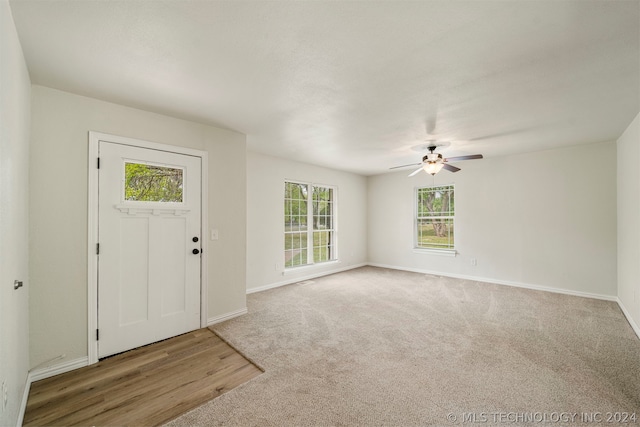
<box><xmin>423</xmin><ymin>162</ymin><xmax>444</xmax><ymax>176</ymax></box>
<box><xmin>422</xmin><ymin>153</ymin><xmax>445</xmax><ymax>175</ymax></box>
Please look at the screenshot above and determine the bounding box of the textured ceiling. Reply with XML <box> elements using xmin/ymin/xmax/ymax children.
<box><xmin>9</xmin><ymin>0</ymin><xmax>640</xmax><ymax>175</ymax></box>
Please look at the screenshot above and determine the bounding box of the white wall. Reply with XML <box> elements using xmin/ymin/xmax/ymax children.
<box><xmin>617</xmin><ymin>112</ymin><xmax>640</xmax><ymax>332</ymax></box>
<box><xmin>0</xmin><ymin>1</ymin><xmax>31</xmax><ymax>425</ymax></box>
<box><xmin>368</xmin><ymin>142</ymin><xmax>617</xmax><ymax>298</ymax></box>
<box><xmin>29</xmin><ymin>86</ymin><xmax>247</xmax><ymax>369</ymax></box>
<box><xmin>246</xmin><ymin>151</ymin><xmax>367</xmax><ymax>292</ymax></box>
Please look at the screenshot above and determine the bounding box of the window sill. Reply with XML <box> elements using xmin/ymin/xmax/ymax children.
<box><xmin>283</xmin><ymin>260</ymin><xmax>341</xmax><ymax>275</ymax></box>
<box><xmin>413</xmin><ymin>248</ymin><xmax>457</xmax><ymax>257</ymax></box>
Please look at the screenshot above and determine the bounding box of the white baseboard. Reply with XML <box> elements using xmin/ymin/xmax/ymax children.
<box><xmin>247</xmin><ymin>262</ymin><xmax>367</xmax><ymax>295</ymax></box>
<box><xmin>367</xmin><ymin>263</ymin><xmax>618</xmax><ymax>302</ymax></box>
<box><xmin>616</xmin><ymin>297</ymin><xmax>640</xmax><ymax>340</ymax></box>
<box><xmin>207</xmin><ymin>307</ymin><xmax>248</xmax><ymax>326</ymax></box>
<box><xmin>17</xmin><ymin>373</ymin><xmax>30</xmax><ymax>427</ymax></box>
<box><xmin>29</xmin><ymin>356</ymin><xmax>89</xmax><ymax>383</ymax></box>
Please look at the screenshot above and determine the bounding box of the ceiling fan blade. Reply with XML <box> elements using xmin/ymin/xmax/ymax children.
<box><xmin>389</xmin><ymin>162</ymin><xmax>421</xmax><ymax>170</ymax></box>
<box><xmin>442</xmin><ymin>163</ymin><xmax>461</xmax><ymax>173</ymax></box>
<box><xmin>408</xmin><ymin>166</ymin><xmax>424</xmax><ymax>177</ymax></box>
<box><xmin>444</xmin><ymin>154</ymin><xmax>483</xmax><ymax>162</ymax></box>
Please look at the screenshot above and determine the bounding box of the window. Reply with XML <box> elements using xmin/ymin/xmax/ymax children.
<box><xmin>416</xmin><ymin>185</ymin><xmax>454</xmax><ymax>250</ymax></box>
<box><xmin>284</xmin><ymin>181</ymin><xmax>336</xmax><ymax>268</ymax></box>
<box><xmin>124</xmin><ymin>162</ymin><xmax>184</xmax><ymax>202</ymax></box>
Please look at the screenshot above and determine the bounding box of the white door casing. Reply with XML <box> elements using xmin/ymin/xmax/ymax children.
<box><xmin>88</xmin><ymin>132</ymin><xmax>208</xmax><ymax>363</ymax></box>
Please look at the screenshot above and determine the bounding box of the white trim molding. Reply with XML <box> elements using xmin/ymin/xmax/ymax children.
<box><xmin>412</xmin><ymin>248</ymin><xmax>457</xmax><ymax>257</ymax></box>
<box><xmin>207</xmin><ymin>308</ymin><xmax>248</xmax><ymax>326</ymax></box>
<box><xmin>29</xmin><ymin>357</ymin><xmax>89</xmax><ymax>383</ymax></box>
<box><xmin>248</xmin><ymin>263</ymin><xmax>367</xmax><ymax>294</ymax></box>
<box><xmin>366</xmin><ymin>263</ymin><xmax>618</xmax><ymax>302</ymax></box>
<box><xmin>616</xmin><ymin>298</ymin><xmax>640</xmax><ymax>340</ymax></box>
<box><xmin>17</xmin><ymin>374</ymin><xmax>30</xmax><ymax>427</ymax></box>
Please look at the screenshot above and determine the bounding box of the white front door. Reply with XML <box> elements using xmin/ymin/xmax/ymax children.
<box><xmin>97</xmin><ymin>141</ymin><xmax>202</xmax><ymax>358</ymax></box>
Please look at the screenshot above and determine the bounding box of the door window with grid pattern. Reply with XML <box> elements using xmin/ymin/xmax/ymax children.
<box><xmin>285</xmin><ymin>181</ymin><xmax>336</xmax><ymax>268</ymax></box>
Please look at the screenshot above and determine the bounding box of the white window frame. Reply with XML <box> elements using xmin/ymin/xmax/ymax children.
<box><xmin>284</xmin><ymin>180</ymin><xmax>338</xmax><ymax>269</ymax></box>
<box><xmin>414</xmin><ymin>184</ymin><xmax>457</xmax><ymax>256</ymax></box>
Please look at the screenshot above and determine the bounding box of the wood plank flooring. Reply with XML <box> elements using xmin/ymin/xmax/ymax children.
<box><xmin>24</xmin><ymin>328</ymin><xmax>263</xmax><ymax>426</ymax></box>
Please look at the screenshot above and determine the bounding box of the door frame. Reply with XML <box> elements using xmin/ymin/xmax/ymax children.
<box><xmin>87</xmin><ymin>131</ymin><xmax>209</xmax><ymax>365</ymax></box>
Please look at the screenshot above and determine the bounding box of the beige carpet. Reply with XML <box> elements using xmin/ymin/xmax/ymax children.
<box><xmin>167</xmin><ymin>266</ymin><xmax>640</xmax><ymax>426</ymax></box>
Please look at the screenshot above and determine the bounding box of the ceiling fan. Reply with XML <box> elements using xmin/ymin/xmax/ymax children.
<box><xmin>390</xmin><ymin>145</ymin><xmax>483</xmax><ymax>176</ymax></box>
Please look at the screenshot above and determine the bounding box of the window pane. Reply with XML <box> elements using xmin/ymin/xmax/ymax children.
<box><xmin>417</xmin><ymin>218</ymin><xmax>454</xmax><ymax>249</ymax></box>
<box><xmin>313</xmin><ymin>186</ymin><xmax>333</xmax><ymax>231</ymax></box>
<box><xmin>293</xmin><ymin>233</ymin><xmax>301</xmax><ymax>250</ymax></box>
<box><xmin>313</xmin><ymin>188</ymin><xmax>332</xmax><ymax>211</ymax></box>
<box><xmin>416</xmin><ymin>185</ymin><xmax>454</xmax><ymax>250</ymax></box>
<box><xmin>285</xmin><ymin>198</ymin><xmax>292</xmax><ymax>216</ymax></box>
<box><xmin>301</xmin><ymin>249</ymin><xmax>308</xmax><ymax>264</ymax></box>
<box><xmin>125</xmin><ymin>162</ymin><xmax>183</xmax><ymax>202</ymax></box>
<box><xmin>313</xmin><ymin>230</ymin><xmax>333</xmax><ymax>263</ymax></box>
<box><xmin>284</xmin><ymin>232</ymin><xmax>308</xmax><ymax>267</ymax></box>
<box><xmin>417</xmin><ymin>185</ymin><xmax>454</xmax><ymax>217</ymax></box>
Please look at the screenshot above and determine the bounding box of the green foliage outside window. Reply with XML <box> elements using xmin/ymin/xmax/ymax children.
<box><xmin>125</xmin><ymin>163</ymin><xmax>183</xmax><ymax>202</ymax></box>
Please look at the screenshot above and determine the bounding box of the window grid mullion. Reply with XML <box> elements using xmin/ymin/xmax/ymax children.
<box><xmin>307</xmin><ymin>184</ymin><xmax>314</xmax><ymax>264</ymax></box>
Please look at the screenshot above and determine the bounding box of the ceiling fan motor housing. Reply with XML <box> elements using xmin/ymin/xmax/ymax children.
<box><xmin>423</xmin><ymin>153</ymin><xmax>443</xmax><ymax>163</ymax></box>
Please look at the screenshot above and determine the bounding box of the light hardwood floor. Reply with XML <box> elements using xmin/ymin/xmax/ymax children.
<box><xmin>24</xmin><ymin>328</ymin><xmax>263</xmax><ymax>426</ymax></box>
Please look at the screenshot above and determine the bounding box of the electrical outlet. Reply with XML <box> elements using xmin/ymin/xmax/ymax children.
<box><xmin>275</xmin><ymin>263</ymin><xmax>280</xmax><ymax>271</ymax></box>
<box><xmin>470</xmin><ymin>258</ymin><xmax>477</xmax><ymax>266</ymax></box>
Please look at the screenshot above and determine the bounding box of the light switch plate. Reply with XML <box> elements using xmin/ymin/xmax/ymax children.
<box><xmin>210</xmin><ymin>229</ymin><xmax>219</xmax><ymax>240</ymax></box>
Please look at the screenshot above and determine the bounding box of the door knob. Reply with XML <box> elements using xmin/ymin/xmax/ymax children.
<box><xmin>192</xmin><ymin>249</ymin><xmax>200</xmax><ymax>255</ymax></box>
<box><xmin>192</xmin><ymin>237</ymin><xmax>199</xmax><ymax>242</ymax></box>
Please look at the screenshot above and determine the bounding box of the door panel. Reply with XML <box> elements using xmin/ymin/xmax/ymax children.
<box><xmin>119</xmin><ymin>216</ymin><xmax>150</xmax><ymax>326</ymax></box>
<box><xmin>159</xmin><ymin>218</ymin><xmax>187</xmax><ymax>316</ymax></box>
<box><xmin>98</xmin><ymin>141</ymin><xmax>201</xmax><ymax>358</ymax></box>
